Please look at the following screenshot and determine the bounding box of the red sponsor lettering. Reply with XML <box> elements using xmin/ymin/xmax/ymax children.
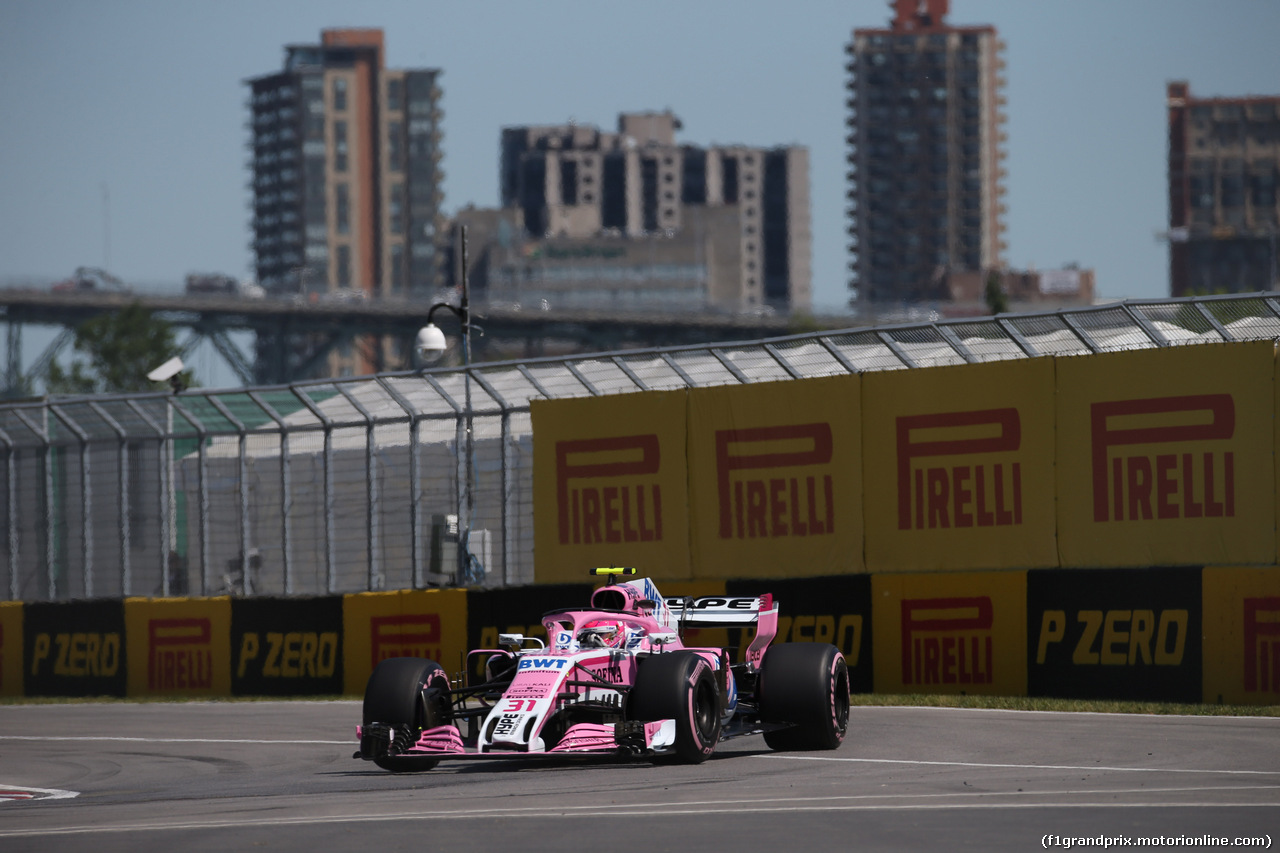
<box><xmin>715</xmin><ymin>424</ymin><xmax>834</xmax><ymax>540</ymax></box>
<box><xmin>556</xmin><ymin>436</ymin><xmax>662</xmax><ymax>545</ymax></box>
<box><xmin>900</xmin><ymin>597</ymin><xmax>994</xmax><ymax>685</ymax></box>
<box><xmin>147</xmin><ymin>618</ymin><xmax>213</xmax><ymax>690</ymax></box>
<box><xmin>1091</xmin><ymin>395</ymin><xmax>1235</xmax><ymax>523</ymax></box>
<box><xmin>371</xmin><ymin>614</ymin><xmax>442</xmax><ymax>668</ymax></box>
<box><xmin>896</xmin><ymin>409</ymin><xmax>1021</xmax><ymax>531</ymax></box>
<box><xmin>1244</xmin><ymin>597</ymin><xmax>1280</xmax><ymax>693</ymax></box>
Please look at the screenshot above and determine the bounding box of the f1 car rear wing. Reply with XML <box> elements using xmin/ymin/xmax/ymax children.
<box><xmin>664</xmin><ymin>595</ymin><xmax>777</xmax><ymax>626</ymax></box>
<box><xmin>666</xmin><ymin>594</ymin><xmax>779</xmax><ymax>672</ymax></box>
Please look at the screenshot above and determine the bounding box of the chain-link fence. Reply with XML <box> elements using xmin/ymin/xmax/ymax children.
<box><xmin>3</xmin><ymin>292</ymin><xmax>1279</xmax><ymax>601</ymax></box>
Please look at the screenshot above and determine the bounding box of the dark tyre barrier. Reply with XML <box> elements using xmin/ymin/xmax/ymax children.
<box><xmin>362</xmin><ymin>657</ymin><xmax>450</xmax><ymax>772</ymax></box>
<box><xmin>629</xmin><ymin>651</ymin><xmax>722</xmax><ymax>763</ymax></box>
<box><xmin>758</xmin><ymin>643</ymin><xmax>850</xmax><ymax>751</ymax></box>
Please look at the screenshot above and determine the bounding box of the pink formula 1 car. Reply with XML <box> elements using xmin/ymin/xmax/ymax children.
<box><xmin>355</xmin><ymin>568</ymin><xmax>850</xmax><ymax>770</ymax></box>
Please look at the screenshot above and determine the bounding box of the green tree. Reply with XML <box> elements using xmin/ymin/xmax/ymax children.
<box><xmin>984</xmin><ymin>271</ymin><xmax>1009</xmax><ymax>315</ymax></box>
<box><xmin>45</xmin><ymin>302</ymin><xmax>192</xmax><ymax>394</ymax></box>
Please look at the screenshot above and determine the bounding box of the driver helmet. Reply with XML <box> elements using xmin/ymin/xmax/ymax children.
<box><xmin>578</xmin><ymin>618</ymin><xmax>626</xmax><ymax>649</ymax></box>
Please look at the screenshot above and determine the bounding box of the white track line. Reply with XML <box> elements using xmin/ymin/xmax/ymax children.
<box><xmin>756</xmin><ymin>754</ymin><xmax>1280</xmax><ymax>776</ymax></box>
<box><xmin>2</xmin><ymin>794</ymin><xmax>1278</xmax><ymax>838</ymax></box>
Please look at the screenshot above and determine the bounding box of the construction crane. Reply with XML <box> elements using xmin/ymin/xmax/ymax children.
<box><xmin>51</xmin><ymin>266</ymin><xmax>131</xmax><ymax>293</ymax></box>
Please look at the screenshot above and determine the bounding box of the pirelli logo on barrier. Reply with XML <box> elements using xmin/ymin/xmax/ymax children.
<box><xmin>342</xmin><ymin>589</ymin><xmax>468</xmax><ymax>694</ymax></box>
<box><xmin>872</xmin><ymin>572</ymin><xmax>1025</xmax><ymax>696</ymax></box>
<box><xmin>864</xmin><ymin>359</ymin><xmax>1054</xmax><ymax>573</ymax></box>
<box><xmin>1244</xmin><ymin>597</ymin><xmax>1280</xmax><ymax>694</ymax></box>
<box><xmin>716</xmin><ymin>424</ymin><xmax>834</xmax><ymax>540</ymax></box>
<box><xmin>1091</xmin><ymin>395</ymin><xmax>1234</xmax><ymax>524</ymax></box>
<box><xmin>556</xmin><ymin>435</ymin><xmax>663</xmax><ymax>546</ymax></box>
<box><xmin>1056</xmin><ymin>343</ymin><xmax>1273</xmax><ymax>568</ymax></box>
<box><xmin>896</xmin><ymin>408</ymin><xmax>1022</xmax><ymax>532</ymax></box>
<box><xmin>1202</xmin><ymin>568</ymin><xmax>1280</xmax><ymax>705</ymax></box>
<box><xmin>124</xmin><ymin>598</ymin><xmax>230</xmax><ymax>697</ymax></box>
<box><xmin>370</xmin><ymin>614</ymin><xmax>442</xmax><ymax>667</ymax></box>
<box><xmin>900</xmin><ymin>597</ymin><xmax>993</xmax><ymax>686</ymax></box>
<box><xmin>534</xmin><ymin>390</ymin><xmax>691</xmax><ymax>582</ymax></box>
<box><xmin>147</xmin><ymin>618</ymin><xmax>213</xmax><ymax>690</ymax></box>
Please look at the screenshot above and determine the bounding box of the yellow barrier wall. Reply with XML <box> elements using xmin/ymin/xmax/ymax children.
<box><xmin>1203</xmin><ymin>566</ymin><xmax>1280</xmax><ymax>705</ymax></box>
<box><xmin>124</xmin><ymin>597</ymin><xmax>232</xmax><ymax>698</ymax></box>
<box><xmin>1057</xmin><ymin>342</ymin><xmax>1275</xmax><ymax>568</ymax></box>
<box><xmin>863</xmin><ymin>359</ymin><xmax>1058</xmax><ymax>572</ymax></box>
<box><xmin>532</xmin><ymin>391</ymin><xmax>691</xmax><ymax>583</ymax></box>
<box><xmin>0</xmin><ymin>601</ymin><xmax>21</xmax><ymax>697</ymax></box>
<box><xmin>342</xmin><ymin>588</ymin><xmax>468</xmax><ymax>695</ymax></box>
<box><xmin>872</xmin><ymin>571</ymin><xmax>1027</xmax><ymax>696</ymax></box>
<box><xmin>687</xmin><ymin>376</ymin><xmax>863</xmax><ymax>578</ymax></box>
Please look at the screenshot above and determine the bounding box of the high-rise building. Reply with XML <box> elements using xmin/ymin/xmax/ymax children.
<box><xmin>494</xmin><ymin>111</ymin><xmax>811</xmax><ymax>313</ymax></box>
<box><xmin>1167</xmin><ymin>81</ymin><xmax>1280</xmax><ymax>296</ymax></box>
<box><xmin>844</xmin><ymin>0</ymin><xmax>1007</xmax><ymax>305</ymax></box>
<box><xmin>247</xmin><ymin>29</ymin><xmax>444</xmax><ymax>300</ymax></box>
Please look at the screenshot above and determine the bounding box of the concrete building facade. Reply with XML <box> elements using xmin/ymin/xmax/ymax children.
<box><xmin>494</xmin><ymin>111</ymin><xmax>811</xmax><ymax>313</ymax></box>
<box><xmin>845</xmin><ymin>0</ymin><xmax>1007</xmax><ymax>305</ymax></box>
<box><xmin>1167</xmin><ymin>81</ymin><xmax>1280</xmax><ymax>296</ymax></box>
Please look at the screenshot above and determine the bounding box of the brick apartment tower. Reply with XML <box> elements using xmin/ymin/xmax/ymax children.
<box><xmin>1167</xmin><ymin>81</ymin><xmax>1280</xmax><ymax>296</ymax></box>
<box><xmin>844</xmin><ymin>0</ymin><xmax>1007</xmax><ymax>305</ymax></box>
<box><xmin>247</xmin><ymin>29</ymin><xmax>444</xmax><ymax>377</ymax></box>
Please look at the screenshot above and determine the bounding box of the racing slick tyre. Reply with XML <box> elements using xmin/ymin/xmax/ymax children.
<box><xmin>628</xmin><ymin>651</ymin><xmax>721</xmax><ymax>764</ymax></box>
<box><xmin>362</xmin><ymin>657</ymin><xmax>450</xmax><ymax>772</ymax></box>
<box><xmin>757</xmin><ymin>643</ymin><xmax>850</xmax><ymax>751</ymax></box>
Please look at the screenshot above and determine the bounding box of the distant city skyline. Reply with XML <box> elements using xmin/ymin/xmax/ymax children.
<box><xmin>3</xmin><ymin>0</ymin><xmax>1280</xmax><ymax>328</ymax></box>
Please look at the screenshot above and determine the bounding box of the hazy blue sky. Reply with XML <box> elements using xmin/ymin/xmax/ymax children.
<box><xmin>2</xmin><ymin>0</ymin><xmax>1279</xmax><ymax>320</ymax></box>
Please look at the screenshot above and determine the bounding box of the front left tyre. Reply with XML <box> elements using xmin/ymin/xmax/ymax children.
<box><xmin>362</xmin><ymin>656</ymin><xmax>451</xmax><ymax>772</ymax></box>
<box><xmin>628</xmin><ymin>651</ymin><xmax>722</xmax><ymax>763</ymax></box>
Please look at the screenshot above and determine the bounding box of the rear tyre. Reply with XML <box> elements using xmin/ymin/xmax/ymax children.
<box><xmin>362</xmin><ymin>657</ymin><xmax>450</xmax><ymax>772</ymax></box>
<box><xmin>757</xmin><ymin>643</ymin><xmax>849</xmax><ymax>751</ymax></box>
<box><xmin>629</xmin><ymin>652</ymin><xmax>721</xmax><ymax>763</ymax></box>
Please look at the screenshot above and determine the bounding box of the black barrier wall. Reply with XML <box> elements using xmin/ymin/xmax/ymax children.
<box><xmin>231</xmin><ymin>596</ymin><xmax>345</xmax><ymax>696</ymax></box>
<box><xmin>1027</xmin><ymin>567</ymin><xmax>1202</xmax><ymax>703</ymax></box>
<box><xmin>24</xmin><ymin>600</ymin><xmax>127</xmax><ymax>697</ymax></box>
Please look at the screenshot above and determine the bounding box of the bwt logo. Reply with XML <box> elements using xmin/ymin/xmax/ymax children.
<box><xmin>370</xmin><ymin>614</ymin><xmax>441</xmax><ymax>668</ymax></box>
<box><xmin>1244</xmin><ymin>597</ymin><xmax>1280</xmax><ymax>693</ymax></box>
<box><xmin>1091</xmin><ymin>394</ymin><xmax>1235</xmax><ymax>523</ymax></box>
<box><xmin>896</xmin><ymin>408</ymin><xmax>1022</xmax><ymax>531</ymax></box>
<box><xmin>901</xmin><ymin>597</ymin><xmax>994</xmax><ymax>685</ymax></box>
<box><xmin>716</xmin><ymin>423</ymin><xmax>834</xmax><ymax>540</ymax></box>
<box><xmin>556</xmin><ymin>435</ymin><xmax>662</xmax><ymax>546</ymax></box>
<box><xmin>148</xmin><ymin>618</ymin><xmax>213</xmax><ymax>690</ymax></box>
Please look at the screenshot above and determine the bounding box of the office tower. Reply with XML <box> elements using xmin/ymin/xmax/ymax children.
<box><xmin>247</xmin><ymin>28</ymin><xmax>444</xmax><ymax>300</ymax></box>
<box><xmin>845</xmin><ymin>0</ymin><xmax>1007</xmax><ymax>305</ymax></box>
<box><xmin>495</xmin><ymin>111</ymin><xmax>811</xmax><ymax>314</ymax></box>
<box><xmin>1167</xmin><ymin>81</ymin><xmax>1280</xmax><ymax>295</ymax></box>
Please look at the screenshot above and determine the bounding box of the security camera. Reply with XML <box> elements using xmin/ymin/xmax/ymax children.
<box><xmin>147</xmin><ymin>356</ymin><xmax>185</xmax><ymax>383</ymax></box>
<box><xmin>415</xmin><ymin>323</ymin><xmax>447</xmax><ymax>364</ymax></box>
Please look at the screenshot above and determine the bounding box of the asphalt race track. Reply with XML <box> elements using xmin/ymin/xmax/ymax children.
<box><xmin>0</xmin><ymin>702</ymin><xmax>1276</xmax><ymax>852</ymax></box>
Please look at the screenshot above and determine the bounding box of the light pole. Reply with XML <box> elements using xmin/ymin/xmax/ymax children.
<box><xmin>415</xmin><ymin>226</ymin><xmax>482</xmax><ymax>585</ymax></box>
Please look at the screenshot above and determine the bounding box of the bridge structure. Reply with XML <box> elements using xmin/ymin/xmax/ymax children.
<box><xmin>0</xmin><ymin>287</ymin><xmax>821</xmax><ymax>396</ymax></box>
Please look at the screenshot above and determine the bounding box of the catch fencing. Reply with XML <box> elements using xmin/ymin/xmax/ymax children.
<box><xmin>2</xmin><ymin>292</ymin><xmax>1278</xmax><ymax>601</ymax></box>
